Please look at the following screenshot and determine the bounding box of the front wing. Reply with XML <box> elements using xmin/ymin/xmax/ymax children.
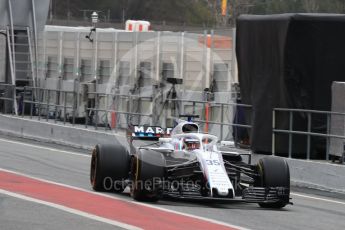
<box><xmin>164</xmin><ymin>186</ymin><xmax>290</xmax><ymax>204</ymax></box>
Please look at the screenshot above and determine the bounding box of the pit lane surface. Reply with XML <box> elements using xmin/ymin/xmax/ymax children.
<box><xmin>0</xmin><ymin>136</ymin><xmax>345</xmax><ymax>230</ymax></box>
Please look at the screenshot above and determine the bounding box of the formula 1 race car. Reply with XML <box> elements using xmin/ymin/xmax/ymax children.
<box><xmin>90</xmin><ymin>119</ymin><xmax>291</xmax><ymax>209</ymax></box>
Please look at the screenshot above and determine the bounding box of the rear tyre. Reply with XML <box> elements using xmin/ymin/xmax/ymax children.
<box><xmin>131</xmin><ymin>149</ymin><xmax>165</xmax><ymax>202</ymax></box>
<box><xmin>257</xmin><ymin>157</ymin><xmax>290</xmax><ymax>209</ymax></box>
<box><xmin>90</xmin><ymin>144</ymin><xmax>129</xmax><ymax>193</ymax></box>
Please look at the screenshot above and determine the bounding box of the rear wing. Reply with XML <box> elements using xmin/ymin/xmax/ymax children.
<box><xmin>127</xmin><ymin>125</ymin><xmax>172</xmax><ymax>141</ymax></box>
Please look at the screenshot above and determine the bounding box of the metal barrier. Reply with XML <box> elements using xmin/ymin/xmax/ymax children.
<box><xmin>272</xmin><ymin>108</ymin><xmax>345</xmax><ymax>160</ymax></box>
<box><xmin>22</xmin><ymin>86</ymin><xmax>76</xmax><ymax>125</ymax></box>
<box><xmin>4</xmin><ymin>82</ymin><xmax>345</xmax><ymax>161</ymax></box>
<box><xmin>85</xmin><ymin>92</ymin><xmax>253</xmax><ymax>141</ymax></box>
<box><xmin>85</xmin><ymin>92</ymin><xmax>153</xmax><ymax>131</ymax></box>
<box><xmin>0</xmin><ymin>83</ymin><xmax>253</xmax><ymax>143</ymax></box>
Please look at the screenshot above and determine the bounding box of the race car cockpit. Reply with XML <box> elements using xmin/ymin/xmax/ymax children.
<box><xmin>183</xmin><ymin>138</ymin><xmax>200</xmax><ymax>151</ymax></box>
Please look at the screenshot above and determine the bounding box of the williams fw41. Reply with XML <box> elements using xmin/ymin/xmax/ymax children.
<box><xmin>90</xmin><ymin>120</ymin><xmax>292</xmax><ymax>209</ymax></box>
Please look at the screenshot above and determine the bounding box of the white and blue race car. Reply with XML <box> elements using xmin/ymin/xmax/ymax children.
<box><xmin>90</xmin><ymin>118</ymin><xmax>291</xmax><ymax>209</ymax></box>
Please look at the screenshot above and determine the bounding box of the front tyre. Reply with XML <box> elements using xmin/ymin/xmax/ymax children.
<box><xmin>257</xmin><ymin>157</ymin><xmax>290</xmax><ymax>209</ymax></box>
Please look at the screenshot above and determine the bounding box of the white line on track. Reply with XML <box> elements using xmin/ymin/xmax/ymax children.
<box><xmin>0</xmin><ymin>138</ymin><xmax>90</xmax><ymax>158</ymax></box>
<box><xmin>0</xmin><ymin>189</ymin><xmax>142</xmax><ymax>230</ymax></box>
<box><xmin>291</xmin><ymin>192</ymin><xmax>345</xmax><ymax>205</ymax></box>
<box><xmin>0</xmin><ymin>168</ymin><xmax>247</xmax><ymax>230</ymax></box>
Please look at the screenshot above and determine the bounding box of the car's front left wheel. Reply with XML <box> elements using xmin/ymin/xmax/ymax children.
<box><xmin>256</xmin><ymin>157</ymin><xmax>290</xmax><ymax>209</ymax></box>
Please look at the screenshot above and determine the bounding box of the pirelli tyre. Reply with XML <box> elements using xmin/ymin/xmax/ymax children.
<box><xmin>90</xmin><ymin>144</ymin><xmax>129</xmax><ymax>193</ymax></box>
<box><xmin>131</xmin><ymin>149</ymin><xmax>165</xmax><ymax>202</ymax></box>
<box><xmin>257</xmin><ymin>157</ymin><xmax>290</xmax><ymax>209</ymax></box>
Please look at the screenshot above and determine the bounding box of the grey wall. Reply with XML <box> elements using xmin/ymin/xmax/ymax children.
<box><xmin>0</xmin><ymin>114</ymin><xmax>128</xmax><ymax>150</ymax></box>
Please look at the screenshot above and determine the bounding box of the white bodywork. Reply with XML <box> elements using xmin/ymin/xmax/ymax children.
<box><xmin>157</xmin><ymin>122</ymin><xmax>235</xmax><ymax>198</ymax></box>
